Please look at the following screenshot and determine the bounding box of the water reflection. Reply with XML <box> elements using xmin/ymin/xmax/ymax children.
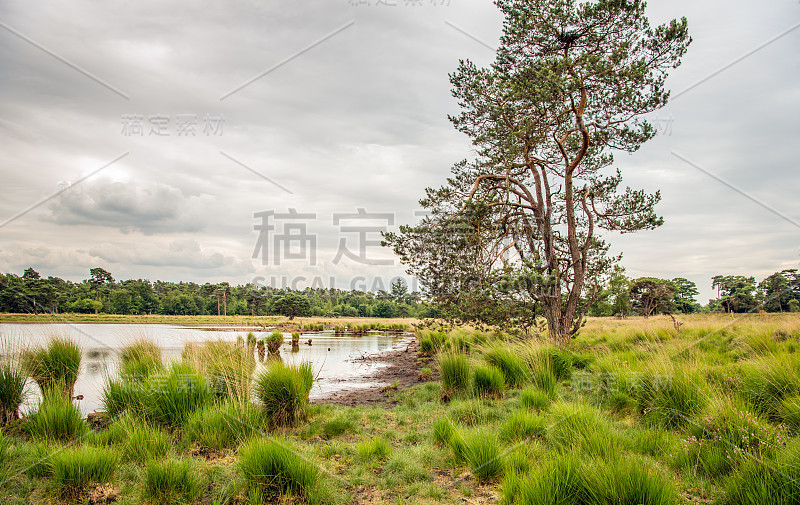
<box><xmin>0</xmin><ymin>323</ymin><xmax>405</xmax><ymax>416</ymax></box>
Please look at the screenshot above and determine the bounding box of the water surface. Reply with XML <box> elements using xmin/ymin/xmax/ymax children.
<box><xmin>0</xmin><ymin>323</ymin><xmax>406</xmax><ymax>416</ymax></box>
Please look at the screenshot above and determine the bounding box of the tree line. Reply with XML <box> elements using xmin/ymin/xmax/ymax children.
<box><xmin>1</xmin><ymin>266</ymin><xmax>797</xmax><ymax>320</ymax></box>
<box><xmin>0</xmin><ymin>268</ymin><xmax>428</xmax><ymax>319</ymax></box>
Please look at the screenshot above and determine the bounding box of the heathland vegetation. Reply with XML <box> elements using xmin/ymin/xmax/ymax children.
<box><xmin>0</xmin><ymin>314</ymin><xmax>798</xmax><ymax>504</ymax></box>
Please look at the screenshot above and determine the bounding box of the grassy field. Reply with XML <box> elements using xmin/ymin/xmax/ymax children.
<box><xmin>1</xmin><ymin>313</ymin><xmax>799</xmax><ymax>504</ymax></box>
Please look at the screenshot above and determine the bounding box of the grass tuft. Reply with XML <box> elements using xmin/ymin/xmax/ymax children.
<box><xmin>473</xmin><ymin>365</ymin><xmax>505</xmax><ymax>399</ymax></box>
<box><xmin>253</xmin><ymin>360</ymin><xmax>313</xmax><ymax>428</ymax></box>
<box><xmin>143</xmin><ymin>459</ymin><xmax>203</xmax><ymax>504</ymax></box>
<box><xmin>21</xmin><ymin>337</ymin><xmax>82</xmax><ymax>399</ymax></box>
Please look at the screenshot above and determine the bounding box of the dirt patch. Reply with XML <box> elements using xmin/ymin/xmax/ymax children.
<box><xmin>313</xmin><ymin>336</ymin><xmax>438</xmax><ymax>407</ymax></box>
<box><xmin>87</xmin><ymin>483</ymin><xmax>118</xmax><ymax>504</ymax></box>
<box><xmin>189</xmin><ymin>444</ymin><xmax>230</xmax><ymax>462</ymax></box>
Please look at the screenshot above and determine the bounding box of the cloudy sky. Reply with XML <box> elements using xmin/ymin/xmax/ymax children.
<box><xmin>1</xmin><ymin>0</ymin><xmax>798</xmax><ymax>303</ymax></box>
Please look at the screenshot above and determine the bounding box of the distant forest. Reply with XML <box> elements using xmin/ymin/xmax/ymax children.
<box><xmin>0</xmin><ymin>267</ymin><xmax>798</xmax><ymax>318</ymax></box>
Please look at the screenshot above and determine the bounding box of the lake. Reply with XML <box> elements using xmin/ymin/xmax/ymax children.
<box><xmin>0</xmin><ymin>323</ymin><xmax>408</xmax><ymax>417</ymax></box>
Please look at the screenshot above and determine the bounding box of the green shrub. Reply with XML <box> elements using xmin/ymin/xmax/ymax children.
<box><xmin>500</xmin><ymin>410</ymin><xmax>547</xmax><ymax>442</ymax></box>
<box><xmin>25</xmin><ymin>393</ymin><xmax>88</xmax><ymax>442</ymax></box>
<box><xmin>143</xmin><ymin>459</ymin><xmax>203</xmax><ymax>504</ymax></box>
<box><xmin>635</xmin><ymin>367</ymin><xmax>706</xmax><ymax>429</ymax></box>
<box><xmin>463</xmin><ymin>429</ymin><xmax>503</xmax><ymax>482</ymax></box>
<box><xmin>50</xmin><ymin>446</ymin><xmax>120</xmax><ymax>495</ymax></box>
<box><xmin>438</xmin><ymin>352</ymin><xmax>470</xmax><ymax>395</ymax></box>
<box><xmin>483</xmin><ymin>346</ymin><xmax>529</xmax><ymax>388</ymax></box>
<box><xmin>21</xmin><ymin>337</ymin><xmax>82</xmax><ymax>398</ymax></box>
<box><xmin>473</xmin><ymin>365</ymin><xmax>505</xmax><ymax>399</ymax></box>
<box><xmin>254</xmin><ymin>360</ymin><xmax>313</xmax><ymax>427</ymax></box>
<box><xmin>184</xmin><ymin>401</ymin><xmax>265</xmax><ymax>450</ymax></box>
<box><xmin>118</xmin><ymin>339</ymin><xmax>163</xmax><ymax>380</ymax></box>
<box><xmin>357</xmin><ymin>438</ymin><xmax>391</xmax><ymax>461</ymax></box>
<box><xmin>238</xmin><ymin>438</ymin><xmax>320</xmax><ymax>500</ymax></box>
<box><xmin>0</xmin><ymin>362</ymin><xmax>26</xmax><ymax>424</ymax></box>
<box><xmin>520</xmin><ymin>387</ymin><xmax>551</xmax><ymax>411</ymax></box>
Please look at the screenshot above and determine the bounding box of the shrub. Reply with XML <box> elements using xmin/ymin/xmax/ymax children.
<box><xmin>238</xmin><ymin>438</ymin><xmax>320</xmax><ymax>500</ymax></box>
<box><xmin>21</xmin><ymin>337</ymin><xmax>82</xmax><ymax>398</ymax></box>
<box><xmin>50</xmin><ymin>446</ymin><xmax>120</xmax><ymax>495</ymax></box>
<box><xmin>483</xmin><ymin>346</ymin><xmax>529</xmax><ymax>388</ymax></box>
<box><xmin>254</xmin><ymin>360</ymin><xmax>313</xmax><ymax>427</ymax></box>
<box><xmin>0</xmin><ymin>362</ymin><xmax>26</xmax><ymax>424</ymax></box>
<box><xmin>520</xmin><ymin>388</ymin><xmax>551</xmax><ymax>411</ymax></box>
<box><xmin>463</xmin><ymin>429</ymin><xmax>503</xmax><ymax>482</ymax></box>
<box><xmin>184</xmin><ymin>401</ymin><xmax>265</xmax><ymax>450</ymax></box>
<box><xmin>500</xmin><ymin>410</ymin><xmax>547</xmax><ymax>442</ymax></box>
<box><xmin>25</xmin><ymin>393</ymin><xmax>88</xmax><ymax>442</ymax></box>
<box><xmin>118</xmin><ymin>339</ymin><xmax>163</xmax><ymax>380</ymax></box>
<box><xmin>357</xmin><ymin>438</ymin><xmax>391</xmax><ymax>460</ymax></box>
<box><xmin>438</xmin><ymin>352</ymin><xmax>470</xmax><ymax>395</ymax></box>
<box><xmin>143</xmin><ymin>459</ymin><xmax>203</xmax><ymax>504</ymax></box>
<box><xmin>473</xmin><ymin>365</ymin><xmax>505</xmax><ymax>399</ymax></box>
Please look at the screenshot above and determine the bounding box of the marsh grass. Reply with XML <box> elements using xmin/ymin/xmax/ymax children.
<box><xmin>635</xmin><ymin>358</ymin><xmax>707</xmax><ymax>429</ymax></box>
<box><xmin>184</xmin><ymin>401</ymin><xmax>265</xmax><ymax>450</ymax></box>
<box><xmin>238</xmin><ymin>438</ymin><xmax>325</xmax><ymax>502</ymax></box>
<box><xmin>438</xmin><ymin>352</ymin><xmax>470</xmax><ymax>396</ymax></box>
<box><xmin>357</xmin><ymin>437</ymin><xmax>391</xmax><ymax>461</ymax></box>
<box><xmin>546</xmin><ymin>402</ymin><xmax>618</xmax><ymax>458</ymax></box>
<box><xmin>25</xmin><ymin>392</ymin><xmax>88</xmax><ymax>442</ymax></box>
<box><xmin>500</xmin><ymin>409</ymin><xmax>547</xmax><ymax>442</ymax></box>
<box><xmin>139</xmin><ymin>362</ymin><xmax>213</xmax><ymax>428</ymax></box>
<box><xmin>143</xmin><ymin>459</ymin><xmax>203</xmax><ymax>504</ymax></box>
<box><xmin>520</xmin><ymin>387</ymin><xmax>552</xmax><ymax>411</ymax></box>
<box><xmin>481</xmin><ymin>344</ymin><xmax>529</xmax><ymax>388</ymax></box>
<box><xmin>720</xmin><ymin>437</ymin><xmax>800</xmax><ymax>505</ymax></box>
<box><xmin>254</xmin><ymin>360</ymin><xmax>313</xmax><ymax>428</ymax></box>
<box><xmin>473</xmin><ymin>365</ymin><xmax>505</xmax><ymax>399</ymax></box>
<box><xmin>118</xmin><ymin>338</ymin><xmax>163</xmax><ymax>380</ymax></box>
<box><xmin>0</xmin><ymin>362</ymin><xmax>26</xmax><ymax>425</ymax></box>
<box><xmin>21</xmin><ymin>337</ymin><xmax>81</xmax><ymax>399</ymax></box>
<box><xmin>462</xmin><ymin>429</ymin><xmax>503</xmax><ymax>482</ymax></box>
<box><xmin>183</xmin><ymin>339</ymin><xmax>256</xmax><ymax>403</ymax></box>
<box><xmin>50</xmin><ymin>446</ymin><xmax>120</xmax><ymax>496</ymax></box>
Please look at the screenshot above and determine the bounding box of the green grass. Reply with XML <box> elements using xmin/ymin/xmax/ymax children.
<box><xmin>139</xmin><ymin>362</ymin><xmax>214</xmax><ymax>428</ymax></box>
<box><xmin>184</xmin><ymin>401</ymin><xmax>265</xmax><ymax>450</ymax></box>
<box><xmin>101</xmin><ymin>377</ymin><xmax>143</xmax><ymax>419</ymax></box>
<box><xmin>118</xmin><ymin>338</ymin><xmax>163</xmax><ymax>380</ymax></box>
<box><xmin>500</xmin><ymin>409</ymin><xmax>547</xmax><ymax>442</ymax></box>
<box><xmin>25</xmin><ymin>393</ymin><xmax>88</xmax><ymax>442</ymax></box>
<box><xmin>0</xmin><ymin>362</ymin><xmax>26</xmax><ymax>424</ymax></box>
<box><xmin>438</xmin><ymin>352</ymin><xmax>470</xmax><ymax>396</ymax></box>
<box><xmin>546</xmin><ymin>402</ymin><xmax>618</xmax><ymax>458</ymax></box>
<box><xmin>432</xmin><ymin>416</ymin><xmax>455</xmax><ymax>445</ymax></box>
<box><xmin>462</xmin><ymin>429</ymin><xmax>503</xmax><ymax>482</ymax></box>
<box><xmin>143</xmin><ymin>459</ymin><xmax>203</xmax><ymax>504</ymax></box>
<box><xmin>238</xmin><ymin>437</ymin><xmax>324</xmax><ymax>502</ymax></box>
<box><xmin>635</xmin><ymin>364</ymin><xmax>707</xmax><ymax>429</ymax></box>
<box><xmin>253</xmin><ymin>360</ymin><xmax>313</xmax><ymax>427</ymax></box>
<box><xmin>719</xmin><ymin>437</ymin><xmax>800</xmax><ymax>505</ymax></box>
<box><xmin>21</xmin><ymin>337</ymin><xmax>82</xmax><ymax>398</ymax></box>
<box><xmin>473</xmin><ymin>365</ymin><xmax>506</xmax><ymax>398</ymax></box>
<box><xmin>50</xmin><ymin>446</ymin><xmax>120</xmax><ymax>495</ymax></box>
<box><xmin>266</xmin><ymin>330</ymin><xmax>284</xmax><ymax>354</ymax></box>
<box><xmin>357</xmin><ymin>437</ymin><xmax>392</xmax><ymax>461</ymax></box>
<box><xmin>482</xmin><ymin>345</ymin><xmax>530</xmax><ymax>388</ymax></box>
<box><xmin>322</xmin><ymin>417</ymin><xmax>357</xmax><ymax>438</ymax></box>
<box><xmin>520</xmin><ymin>387</ymin><xmax>552</xmax><ymax>410</ymax></box>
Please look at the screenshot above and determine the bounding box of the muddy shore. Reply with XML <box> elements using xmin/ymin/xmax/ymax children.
<box><xmin>313</xmin><ymin>335</ymin><xmax>438</xmax><ymax>407</ymax></box>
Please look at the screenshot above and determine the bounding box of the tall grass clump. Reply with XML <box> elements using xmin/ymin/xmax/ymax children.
<box><xmin>738</xmin><ymin>353</ymin><xmax>800</xmax><ymax>420</ymax></box>
<box><xmin>143</xmin><ymin>459</ymin><xmax>203</xmax><ymax>504</ymax></box>
<box><xmin>238</xmin><ymin>438</ymin><xmax>322</xmax><ymax>501</ymax></box>
<box><xmin>500</xmin><ymin>410</ymin><xmax>547</xmax><ymax>442</ymax></box>
<box><xmin>118</xmin><ymin>338</ymin><xmax>163</xmax><ymax>380</ymax></box>
<box><xmin>719</xmin><ymin>437</ymin><xmax>800</xmax><ymax>505</ymax></box>
<box><xmin>356</xmin><ymin>437</ymin><xmax>392</xmax><ymax>461</ymax></box>
<box><xmin>266</xmin><ymin>331</ymin><xmax>284</xmax><ymax>354</ymax></box>
<box><xmin>635</xmin><ymin>363</ymin><xmax>706</xmax><ymax>429</ymax></box>
<box><xmin>432</xmin><ymin>416</ymin><xmax>455</xmax><ymax>445</ymax></box>
<box><xmin>25</xmin><ymin>392</ymin><xmax>88</xmax><ymax>442</ymax></box>
<box><xmin>473</xmin><ymin>365</ymin><xmax>505</xmax><ymax>399</ymax></box>
<box><xmin>547</xmin><ymin>402</ymin><xmax>618</xmax><ymax>457</ymax></box>
<box><xmin>0</xmin><ymin>362</ymin><xmax>26</xmax><ymax>425</ymax></box>
<box><xmin>185</xmin><ymin>401</ymin><xmax>264</xmax><ymax>450</ymax></box>
<box><xmin>21</xmin><ymin>337</ymin><xmax>82</xmax><ymax>398</ymax></box>
<box><xmin>50</xmin><ymin>446</ymin><xmax>120</xmax><ymax>496</ymax></box>
<box><xmin>140</xmin><ymin>362</ymin><xmax>213</xmax><ymax>428</ymax></box>
<box><xmin>520</xmin><ymin>387</ymin><xmax>551</xmax><ymax>411</ymax></box>
<box><xmin>101</xmin><ymin>378</ymin><xmax>144</xmax><ymax>419</ymax></box>
<box><xmin>254</xmin><ymin>360</ymin><xmax>313</xmax><ymax>427</ymax></box>
<box><xmin>438</xmin><ymin>352</ymin><xmax>470</xmax><ymax>396</ymax></box>
<box><xmin>183</xmin><ymin>340</ymin><xmax>256</xmax><ymax>403</ymax></box>
<box><xmin>463</xmin><ymin>429</ymin><xmax>503</xmax><ymax>482</ymax></box>
<box><xmin>482</xmin><ymin>345</ymin><xmax>529</xmax><ymax>388</ymax></box>
<box><xmin>92</xmin><ymin>414</ymin><xmax>171</xmax><ymax>462</ymax></box>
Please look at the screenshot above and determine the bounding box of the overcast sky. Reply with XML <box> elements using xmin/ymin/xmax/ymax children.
<box><xmin>1</xmin><ymin>0</ymin><xmax>798</xmax><ymax>304</ymax></box>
